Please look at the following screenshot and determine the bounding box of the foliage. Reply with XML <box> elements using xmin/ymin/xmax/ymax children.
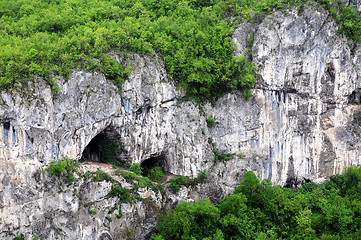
<box><xmin>197</xmin><ymin>170</ymin><xmax>208</xmax><ymax>183</ymax></box>
<box><xmin>153</xmin><ymin>166</ymin><xmax>361</xmax><ymax>239</ymax></box>
<box><xmin>206</xmin><ymin>116</ymin><xmax>215</xmax><ymax>128</ymax></box>
<box><xmin>169</xmin><ymin>171</ymin><xmax>208</xmax><ymax>193</ymax></box>
<box><xmin>107</xmin><ymin>185</ymin><xmax>132</xmax><ymax>203</ymax></box>
<box><xmin>143</xmin><ymin>166</ymin><xmax>165</xmax><ymax>182</ymax></box>
<box><xmin>13</xmin><ymin>233</ymin><xmax>25</xmax><ymax>240</ymax></box>
<box><xmin>46</xmin><ymin>77</ymin><xmax>61</xmax><ymax>95</ymax></box>
<box><xmin>1</xmin><ymin>0</ymin><xmax>359</xmax><ymax>98</ymax></box>
<box><xmin>129</xmin><ymin>163</ymin><xmax>142</xmax><ymax>175</ymax></box>
<box><xmin>46</xmin><ymin>158</ymin><xmax>79</xmax><ymax>183</ymax></box>
<box><xmin>156</xmin><ymin>199</ymin><xmax>221</xmax><ymax>239</ymax></box>
<box><xmin>88</xmin><ymin>210</ymin><xmax>97</xmax><ymax>215</ymax></box>
<box><xmin>213</xmin><ymin>149</ymin><xmax>234</xmax><ymax>163</ymax></box>
<box><xmin>116</xmin><ymin>170</ymin><xmax>163</xmax><ymax>192</ymax></box>
<box><xmin>0</xmin><ymin>0</ymin><xmax>257</xmax><ymax>100</ymax></box>
<box><xmin>92</xmin><ymin>170</ymin><xmax>114</xmax><ymax>182</ymax></box>
<box><xmin>169</xmin><ymin>176</ymin><xmax>194</xmax><ymax>193</ymax></box>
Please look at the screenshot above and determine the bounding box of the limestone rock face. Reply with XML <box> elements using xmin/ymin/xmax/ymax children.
<box><xmin>1</xmin><ymin>6</ymin><xmax>361</xmax><ymax>240</ymax></box>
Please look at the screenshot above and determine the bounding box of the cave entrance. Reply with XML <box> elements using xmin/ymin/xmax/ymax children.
<box><xmin>81</xmin><ymin>127</ymin><xmax>123</xmax><ymax>166</ymax></box>
<box><xmin>141</xmin><ymin>155</ymin><xmax>169</xmax><ymax>181</ymax></box>
<box><xmin>348</xmin><ymin>89</ymin><xmax>361</xmax><ymax>104</ymax></box>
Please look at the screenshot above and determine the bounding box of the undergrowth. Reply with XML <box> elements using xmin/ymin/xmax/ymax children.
<box><xmin>46</xmin><ymin>158</ymin><xmax>79</xmax><ymax>183</ymax></box>
<box><xmin>169</xmin><ymin>170</ymin><xmax>208</xmax><ymax>193</ymax></box>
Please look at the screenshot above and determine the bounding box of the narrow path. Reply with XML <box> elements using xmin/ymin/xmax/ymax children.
<box><xmin>80</xmin><ymin>161</ymin><xmax>181</xmax><ymax>184</ymax></box>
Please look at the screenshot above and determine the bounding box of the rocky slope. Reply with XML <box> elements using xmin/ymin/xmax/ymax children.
<box><xmin>1</xmin><ymin>6</ymin><xmax>361</xmax><ymax>240</ymax></box>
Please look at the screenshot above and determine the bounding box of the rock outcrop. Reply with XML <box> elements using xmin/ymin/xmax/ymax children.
<box><xmin>1</xmin><ymin>6</ymin><xmax>361</xmax><ymax>240</ymax></box>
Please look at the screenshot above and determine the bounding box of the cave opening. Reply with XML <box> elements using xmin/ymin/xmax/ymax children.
<box><xmin>348</xmin><ymin>88</ymin><xmax>361</xmax><ymax>104</ymax></box>
<box><xmin>81</xmin><ymin>127</ymin><xmax>123</xmax><ymax>166</ymax></box>
<box><xmin>141</xmin><ymin>155</ymin><xmax>169</xmax><ymax>181</ymax></box>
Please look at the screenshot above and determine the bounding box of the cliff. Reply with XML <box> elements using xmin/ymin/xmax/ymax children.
<box><xmin>1</xmin><ymin>6</ymin><xmax>361</xmax><ymax>240</ymax></box>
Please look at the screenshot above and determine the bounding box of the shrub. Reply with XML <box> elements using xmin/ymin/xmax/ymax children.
<box><xmin>155</xmin><ymin>199</ymin><xmax>221</xmax><ymax>239</ymax></box>
<box><xmin>196</xmin><ymin>170</ymin><xmax>208</xmax><ymax>183</ymax></box>
<box><xmin>169</xmin><ymin>176</ymin><xmax>194</xmax><ymax>193</ymax></box>
<box><xmin>169</xmin><ymin>171</ymin><xmax>208</xmax><ymax>193</ymax></box>
<box><xmin>88</xmin><ymin>210</ymin><xmax>97</xmax><ymax>215</ymax></box>
<box><xmin>129</xmin><ymin>163</ymin><xmax>142</xmax><ymax>175</ymax></box>
<box><xmin>116</xmin><ymin>208</ymin><xmax>123</xmax><ymax>219</ymax></box>
<box><xmin>155</xmin><ymin>167</ymin><xmax>361</xmax><ymax>239</ymax></box>
<box><xmin>144</xmin><ymin>166</ymin><xmax>165</xmax><ymax>182</ymax></box>
<box><xmin>0</xmin><ymin>0</ymin><xmax>257</xmax><ymax>101</ymax></box>
<box><xmin>116</xmin><ymin>170</ymin><xmax>163</xmax><ymax>192</ymax></box>
<box><xmin>107</xmin><ymin>186</ymin><xmax>132</xmax><ymax>203</ymax></box>
<box><xmin>213</xmin><ymin>149</ymin><xmax>234</xmax><ymax>163</ymax></box>
<box><xmin>206</xmin><ymin>116</ymin><xmax>215</xmax><ymax>128</ymax></box>
<box><xmin>46</xmin><ymin>158</ymin><xmax>79</xmax><ymax>183</ymax></box>
<box><xmin>13</xmin><ymin>233</ymin><xmax>25</xmax><ymax>240</ymax></box>
<box><xmin>108</xmin><ymin>205</ymin><xmax>118</xmax><ymax>214</ymax></box>
<box><xmin>92</xmin><ymin>170</ymin><xmax>114</xmax><ymax>182</ymax></box>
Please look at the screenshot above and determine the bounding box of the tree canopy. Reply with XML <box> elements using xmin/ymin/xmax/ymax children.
<box><xmin>153</xmin><ymin>166</ymin><xmax>361</xmax><ymax>239</ymax></box>
<box><xmin>0</xmin><ymin>0</ymin><xmax>360</xmax><ymax>99</ymax></box>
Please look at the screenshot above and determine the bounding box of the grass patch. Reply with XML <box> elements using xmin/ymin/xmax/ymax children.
<box><xmin>116</xmin><ymin>170</ymin><xmax>164</xmax><ymax>192</ymax></box>
<box><xmin>92</xmin><ymin>170</ymin><xmax>114</xmax><ymax>182</ymax></box>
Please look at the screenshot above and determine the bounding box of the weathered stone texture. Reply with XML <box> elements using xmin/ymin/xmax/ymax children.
<box><xmin>1</xmin><ymin>6</ymin><xmax>361</xmax><ymax>239</ymax></box>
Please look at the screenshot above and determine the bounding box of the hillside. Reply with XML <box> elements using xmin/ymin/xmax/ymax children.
<box><xmin>1</xmin><ymin>0</ymin><xmax>361</xmax><ymax>239</ymax></box>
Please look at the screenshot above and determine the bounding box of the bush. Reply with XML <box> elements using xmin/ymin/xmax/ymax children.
<box><xmin>116</xmin><ymin>170</ymin><xmax>164</xmax><ymax>192</ymax></box>
<box><xmin>206</xmin><ymin>116</ymin><xmax>215</xmax><ymax>128</ymax></box>
<box><xmin>46</xmin><ymin>158</ymin><xmax>79</xmax><ymax>183</ymax></box>
<box><xmin>196</xmin><ymin>170</ymin><xmax>208</xmax><ymax>183</ymax></box>
<box><xmin>169</xmin><ymin>176</ymin><xmax>194</xmax><ymax>193</ymax></box>
<box><xmin>155</xmin><ymin>199</ymin><xmax>221</xmax><ymax>239</ymax></box>
<box><xmin>214</xmin><ymin>149</ymin><xmax>234</xmax><ymax>163</ymax></box>
<box><xmin>169</xmin><ymin>171</ymin><xmax>208</xmax><ymax>193</ymax></box>
<box><xmin>143</xmin><ymin>166</ymin><xmax>165</xmax><ymax>182</ymax></box>
<box><xmin>129</xmin><ymin>163</ymin><xmax>142</xmax><ymax>175</ymax></box>
<box><xmin>88</xmin><ymin>210</ymin><xmax>97</xmax><ymax>215</ymax></box>
<box><xmin>107</xmin><ymin>186</ymin><xmax>132</xmax><ymax>203</ymax></box>
<box><xmin>13</xmin><ymin>233</ymin><xmax>25</xmax><ymax>240</ymax></box>
<box><xmin>92</xmin><ymin>170</ymin><xmax>114</xmax><ymax>182</ymax></box>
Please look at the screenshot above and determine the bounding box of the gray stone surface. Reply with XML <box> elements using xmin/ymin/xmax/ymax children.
<box><xmin>1</xmin><ymin>6</ymin><xmax>361</xmax><ymax>240</ymax></box>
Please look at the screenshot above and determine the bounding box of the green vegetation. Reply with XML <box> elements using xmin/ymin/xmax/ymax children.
<box><xmin>169</xmin><ymin>170</ymin><xmax>208</xmax><ymax>193</ymax></box>
<box><xmin>116</xmin><ymin>170</ymin><xmax>164</xmax><ymax>192</ymax></box>
<box><xmin>206</xmin><ymin>116</ymin><xmax>215</xmax><ymax>128</ymax></box>
<box><xmin>152</xmin><ymin>166</ymin><xmax>361</xmax><ymax>239</ymax></box>
<box><xmin>129</xmin><ymin>163</ymin><xmax>142</xmax><ymax>175</ymax></box>
<box><xmin>0</xmin><ymin>0</ymin><xmax>257</xmax><ymax>100</ymax></box>
<box><xmin>88</xmin><ymin>210</ymin><xmax>97</xmax><ymax>215</ymax></box>
<box><xmin>13</xmin><ymin>233</ymin><xmax>25</xmax><ymax>240</ymax></box>
<box><xmin>108</xmin><ymin>205</ymin><xmax>118</xmax><ymax>214</ymax></box>
<box><xmin>143</xmin><ymin>166</ymin><xmax>165</xmax><ymax>182</ymax></box>
<box><xmin>105</xmin><ymin>215</ymin><xmax>112</xmax><ymax>222</ymax></box>
<box><xmin>92</xmin><ymin>170</ymin><xmax>114</xmax><ymax>182</ymax></box>
<box><xmin>129</xmin><ymin>162</ymin><xmax>166</xmax><ymax>182</ymax></box>
<box><xmin>83</xmin><ymin>202</ymin><xmax>94</xmax><ymax>208</ymax></box>
<box><xmin>1</xmin><ymin>0</ymin><xmax>360</xmax><ymax>99</ymax></box>
<box><xmin>214</xmin><ymin>149</ymin><xmax>234</xmax><ymax>163</ymax></box>
<box><xmin>46</xmin><ymin>158</ymin><xmax>79</xmax><ymax>183</ymax></box>
<box><xmin>107</xmin><ymin>185</ymin><xmax>132</xmax><ymax>203</ymax></box>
